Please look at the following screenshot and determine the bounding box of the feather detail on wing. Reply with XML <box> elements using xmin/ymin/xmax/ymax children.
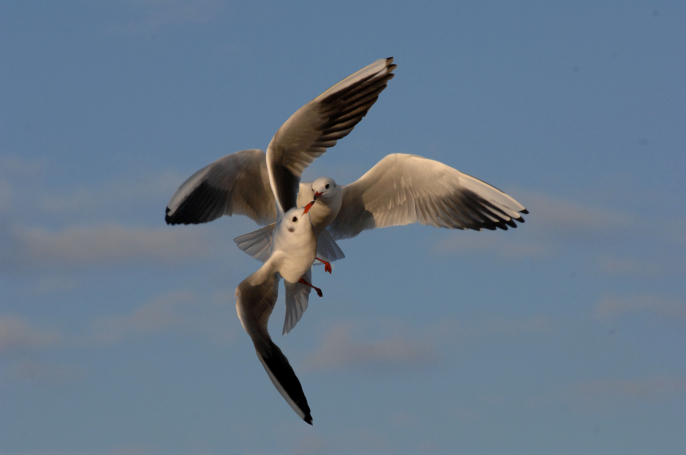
<box><xmin>166</xmin><ymin>149</ymin><xmax>276</xmax><ymax>226</ymax></box>
<box><xmin>283</xmin><ymin>269</ymin><xmax>312</xmax><ymax>335</ymax></box>
<box><xmin>316</xmin><ymin>229</ymin><xmax>346</xmax><ymax>262</ymax></box>
<box><xmin>235</xmin><ymin>265</ymin><xmax>312</xmax><ymax>424</ymax></box>
<box><xmin>233</xmin><ymin>223</ymin><xmax>276</xmax><ymax>263</ymax></box>
<box><xmin>328</xmin><ymin>153</ymin><xmax>528</xmax><ymax>240</ymax></box>
<box><xmin>266</xmin><ymin>58</ymin><xmax>396</xmax><ymax>215</ymax></box>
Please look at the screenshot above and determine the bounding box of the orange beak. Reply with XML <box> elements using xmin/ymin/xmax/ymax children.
<box><xmin>303</xmin><ymin>200</ymin><xmax>315</xmax><ymax>214</ymax></box>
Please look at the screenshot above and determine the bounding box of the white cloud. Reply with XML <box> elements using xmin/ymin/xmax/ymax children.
<box><xmin>434</xmin><ymin>231</ymin><xmax>552</xmax><ymax>259</ymax></box>
<box><xmin>39</xmin><ymin>170</ymin><xmax>184</xmax><ymax>215</ymax></box>
<box><xmin>0</xmin><ymin>315</ymin><xmax>62</xmax><ymax>355</ymax></box>
<box><xmin>514</xmin><ymin>189</ymin><xmax>633</xmax><ymax>236</ymax></box>
<box><xmin>303</xmin><ymin>322</ymin><xmax>438</xmax><ymax>373</ymax></box>
<box><xmin>303</xmin><ymin>315</ymin><xmax>553</xmax><ymax>373</ymax></box>
<box><xmin>89</xmin><ymin>290</ymin><xmax>234</xmax><ymax>345</ymax></box>
<box><xmin>433</xmin><ymin>188</ymin><xmax>636</xmax><ymax>259</ymax></box>
<box><xmin>10</xmin><ymin>223</ymin><xmax>217</xmax><ymax>268</ymax></box>
<box><xmin>595</xmin><ymin>294</ymin><xmax>686</xmax><ymax>320</ymax></box>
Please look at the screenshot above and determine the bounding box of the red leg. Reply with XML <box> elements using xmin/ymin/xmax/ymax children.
<box><xmin>299</xmin><ymin>278</ymin><xmax>323</xmax><ymax>297</ymax></box>
<box><xmin>315</xmin><ymin>257</ymin><xmax>332</xmax><ymax>274</ymax></box>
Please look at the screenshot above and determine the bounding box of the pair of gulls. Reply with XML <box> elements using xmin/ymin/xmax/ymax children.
<box><xmin>165</xmin><ymin>58</ymin><xmax>528</xmax><ymax>424</ymax></box>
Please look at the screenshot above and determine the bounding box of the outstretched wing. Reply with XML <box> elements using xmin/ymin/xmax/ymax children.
<box><xmin>235</xmin><ymin>267</ymin><xmax>312</xmax><ymax>424</ymax></box>
<box><xmin>328</xmin><ymin>154</ymin><xmax>528</xmax><ymax>240</ymax></box>
<box><xmin>166</xmin><ymin>149</ymin><xmax>276</xmax><ymax>226</ymax></box>
<box><xmin>267</xmin><ymin>58</ymin><xmax>397</xmax><ymax>215</ymax></box>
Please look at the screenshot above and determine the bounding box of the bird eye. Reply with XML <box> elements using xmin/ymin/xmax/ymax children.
<box><xmin>325</xmin><ymin>184</ymin><xmax>330</xmax><ymax>189</ymax></box>
<box><xmin>292</xmin><ymin>216</ymin><xmax>298</xmax><ymax>222</ymax></box>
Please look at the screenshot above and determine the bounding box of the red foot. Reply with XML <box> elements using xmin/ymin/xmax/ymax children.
<box><xmin>316</xmin><ymin>257</ymin><xmax>332</xmax><ymax>274</ymax></box>
<box><xmin>299</xmin><ymin>278</ymin><xmax>323</xmax><ymax>297</ymax></box>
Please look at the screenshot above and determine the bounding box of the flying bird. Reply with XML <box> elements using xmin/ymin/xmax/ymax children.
<box><xmin>165</xmin><ymin>58</ymin><xmax>397</xmax><ymax>264</ymax></box>
<box><xmin>235</xmin><ymin>153</ymin><xmax>528</xmax><ymax>265</ymax></box>
<box><xmin>235</xmin><ymin>202</ymin><xmax>319</xmax><ymax>425</ymax></box>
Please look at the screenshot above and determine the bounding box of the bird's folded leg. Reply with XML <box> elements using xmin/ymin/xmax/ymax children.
<box><xmin>315</xmin><ymin>258</ymin><xmax>332</xmax><ymax>274</ymax></box>
<box><xmin>299</xmin><ymin>278</ymin><xmax>323</xmax><ymax>297</ymax></box>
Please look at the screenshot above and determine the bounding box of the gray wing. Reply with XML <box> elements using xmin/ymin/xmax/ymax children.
<box><xmin>166</xmin><ymin>149</ymin><xmax>276</xmax><ymax>226</ymax></box>
<box><xmin>233</xmin><ymin>223</ymin><xmax>276</xmax><ymax>263</ymax></box>
<box><xmin>236</xmin><ymin>269</ymin><xmax>312</xmax><ymax>424</ymax></box>
<box><xmin>266</xmin><ymin>58</ymin><xmax>396</xmax><ymax>215</ymax></box>
<box><xmin>315</xmin><ymin>229</ymin><xmax>345</xmax><ymax>262</ymax></box>
<box><xmin>328</xmin><ymin>154</ymin><xmax>528</xmax><ymax>240</ymax></box>
<box><xmin>283</xmin><ymin>268</ymin><xmax>312</xmax><ymax>335</ymax></box>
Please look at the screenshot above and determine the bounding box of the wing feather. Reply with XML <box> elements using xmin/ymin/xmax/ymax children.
<box><xmin>328</xmin><ymin>154</ymin><xmax>528</xmax><ymax>240</ymax></box>
<box><xmin>266</xmin><ymin>58</ymin><xmax>396</xmax><ymax>215</ymax></box>
<box><xmin>236</xmin><ymin>265</ymin><xmax>312</xmax><ymax>424</ymax></box>
<box><xmin>166</xmin><ymin>149</ymin><xmax>276</xmax><ymax>226</ymax></box>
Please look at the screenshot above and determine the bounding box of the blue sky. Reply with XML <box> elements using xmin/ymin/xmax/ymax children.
<box><xmin>2</xmin><ymin>1</ymin><xmax>686</xmax><ymax>454</ymax></box>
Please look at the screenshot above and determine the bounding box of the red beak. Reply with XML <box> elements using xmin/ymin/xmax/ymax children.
<box><xmin>313</xmin><ymin>191</ymin><xmax>323</xmax><ymax>200</ymax></box>
<box><xmin>303</xmin><ymin>200</ymin><xmax>315</xmax><ymax>214</ymax></box>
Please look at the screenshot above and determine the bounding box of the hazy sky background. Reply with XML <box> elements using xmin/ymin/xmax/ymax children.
<box><xmin>2</xmin><ymin>1</ymin><xmax>686</xmax><ymax>454</ymax></box>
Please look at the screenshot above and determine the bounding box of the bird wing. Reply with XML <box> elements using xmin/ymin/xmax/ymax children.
<box><xmin>283</xmin><ymin>268</ymin><xmax>312</xmax><ymax>336</ymax></box>
<box><xmin>165</xmin><ymin>149</ymin><xmax>276</xmax><ymax>226</ymax></box>
<box><xmin>233</xmin><ymin>223</ymin><xmax>277</xmax><ymax>263</ymax></box>
<box><xmin>328</xmin><ymin>154</ymin><xmax>528</xmax><ymax>240</ymax></box>
<box><xmin>266</xmin><ymin>58</ymin><xmax>396</xmax><ymax>216</ymax></box>
<box><xmin>235</xmin><ymin>258</ymin><xmax>312</xmax><ymax>424</ymax></box>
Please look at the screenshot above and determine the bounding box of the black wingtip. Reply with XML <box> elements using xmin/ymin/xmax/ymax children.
<box><xmin>164</xmin><ymin>207</ymin><xmax>175</xmax><ymax>225</ymax></box>
<box><xmin>521</xmin><ymin>209</ymin><xmax>529</xmax><ymax>214</ymax></box>
<box><xmin>304</xmin><ymin>414</ymin><xmax>313</xmax><ymax>425</ymax></box>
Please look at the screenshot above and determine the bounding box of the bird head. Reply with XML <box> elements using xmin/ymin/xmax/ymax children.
<box><xmin>311</xmin><ymin>177</ymin><xmax>339</xmax><ymax>201</ymax></box>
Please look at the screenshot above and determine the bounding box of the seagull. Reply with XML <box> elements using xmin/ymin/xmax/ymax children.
<box><xmin>165</xmin><ymin>58</ymin><xmax>397</xmax><ymax>263</ymax></box>
<box><xmin>235</xmin><ymin>152</ymin><xmax>528</xmax><ymax>265</ymax></box>
<box><xmin>235</xmin><ymin>202</ymin><xmax>319</xmax><ymax>425</ymax></box>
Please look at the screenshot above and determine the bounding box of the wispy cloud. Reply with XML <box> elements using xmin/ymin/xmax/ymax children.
<box><xmin>0</xmin><ymin>315</ymin><xmax>62</xmax><ymax>356</ymax></box>
<box><xmin>113</xmin><ymin>0</ymin><xmax>224</xmax><ymax>34</ymax></box>
<box><xmin>434</xmin><ymin>188</ymin><xmax>632</xmax><ymax>259</ymax></box>
<box><xmin>517</xmin><ymin>189</ymin><xmax>633</xmax><ymax>236</ymax></box>
<box><xmin>303</xmin><ymin>321</ymin><xmax>438</xmax><ymax>373</ymax></box>
<box><xmin>303</xmin><ymin>315</ymin><xmax>553</xmax><ymax>374</ymax></box>
<box><xmin>88</xmin><ymin>290</ymin><xmax>234</xmax><ymax>346</ymax></box>
<box><xmin>434</xmin><ymin>232</ymin><xmax>552</xmax><ymax>259</ymax></box>
<box><xmin>594</xmin><ymin>294</ymin><xmax>686</xmax><ymax>320</ymax></box>
<box><xmin>8</xmin><ymin>223</ymin><xmax>217</xmax><ymax>269</ymax></box>
<box><xmin>38</xmin><ymin>171</ymin><xmax>183</xmax><ymax>215</ymax></box>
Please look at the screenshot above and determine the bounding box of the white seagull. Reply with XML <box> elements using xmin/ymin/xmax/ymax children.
<box><xmin>235</xmin><ymin>152</ymin><xmax>528</xmax><ymax>265</ymax></box>
<box><xmin>235</xmin><ymin>201</ymin><xmax>318</xmax><ymax>425</ymax></box>
<box><xmin>165</xmin><ymin>58</ymin><xmax>397</xmax><ymax>261</ymax></box>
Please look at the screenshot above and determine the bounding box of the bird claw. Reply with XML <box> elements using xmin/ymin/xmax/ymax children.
<box><xmin>316</xmin><ymin>257</ymin><xmax>332</xmax><ymax>274</ymax></box>
<box><xmin>299</xmin><ymin>278</ymin><xmax>324</xmax><ymax>298</ymax></box>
